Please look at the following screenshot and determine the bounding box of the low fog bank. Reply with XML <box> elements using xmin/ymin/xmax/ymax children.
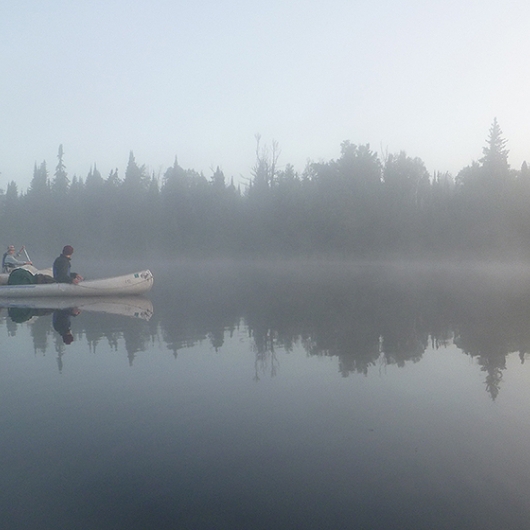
<box><xmin>30</xmin><ymin>251</ymin><xmax>530</xmax><ymax>296</ymax></box>
<box><xmin>25</xmin><ymin>254</ymin><xmax>530</xmax><ymax>398</ymax></box>
<box><xmin>125</xmin><ymin>256</ymin><xmax>530</xmax><ymax>298</ymax></box>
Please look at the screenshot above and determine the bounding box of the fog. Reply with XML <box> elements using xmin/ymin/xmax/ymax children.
<box><xmin>3</xmin><ymin>121</ymin><xmax>530</xmax><ymax>272</ymax></box>
<box><xmin>6</xmin><ymin>255</ymin><xmax>523</xmax><ymax>404</ymax></box>
<box><xmin>5</xmin><ymin>257</ymin><xmax>530</xmax><ymax>527</ymax></box>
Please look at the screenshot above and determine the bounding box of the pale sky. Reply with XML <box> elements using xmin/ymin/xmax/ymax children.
<box><xmin>2</xmin><ymin>0</ymin><xmax>530</xmax><ymax>191</ymax></box>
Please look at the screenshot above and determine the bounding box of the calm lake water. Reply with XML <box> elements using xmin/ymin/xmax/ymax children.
<box><xmin>2</xmin><ymin>260</ymin><xmax>530</xmax><ymax>529</ymax></box>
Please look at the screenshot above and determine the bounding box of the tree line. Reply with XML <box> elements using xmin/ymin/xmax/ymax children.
<box><xmin>2</xmin><ymin>119</ymin><xmax>530</xmax><ymax>260</ymax></box>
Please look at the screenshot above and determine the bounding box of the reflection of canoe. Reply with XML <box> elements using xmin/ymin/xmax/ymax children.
<box><xmin>0</xmin><ymin>296</ymin><xmax>154</xmax><ymax>320</ymax></box>
<box><xmin>0</xmin><ymin>266</ymin><xmax>53</xmax><ymax>285</ymax></box>
<box><xmin>0</xmin><ymin>270</ymin><xmax>153</xmax><ymax>297</ymax></box>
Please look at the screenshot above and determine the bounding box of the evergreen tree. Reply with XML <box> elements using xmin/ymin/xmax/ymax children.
<box><xmin>70</xmin><ymin>174</ymin><xmax>84</xmax><ymax>196</ymax></box>
<box><xmin>520</xmin><ymin>161</ymin><xmax>530</xmax><ymax>184</ymax></box>
<box><xmin>480</xmin><ymin>117</ymin><xmax>509</xmax><ymax>174</ymax></box>
<box><xmin>123</xmin><ymin>151</ymin><xmax>148</xmax><ymax>192</ymax></box>
<box><xmin>250</xmin><ymin>135</ymin><xmax>280</xmax><ymax>193</ymax></box>
<box><xmin>4</xmin><ymin>181</ymin><xmax>19</xmax><ymax>231</ymax></box>
<box><xmin>162</xmin><ymin>156</ymin><xmax>187</xmax><ymax>192</ymax></box>
<box><xmin>52</xmin><ymin>144</ymin><xmax>69</xmax><ymax>195</ymax></box>
<box><xmin>105</xmin><ymin>168</ymin><xmax>121</xmax><ymax>189</ymax></box>
<box><xmin>210</xmin><ymin>166</ymin><xmax>225</xmax><ymax>189</ymax></box>
<box><xmin>85</xmin><ymin>164</ymin><xmax>104</xmax><ymax>191</ymax></box>
<box><xmin>148</xmin><ymin>173</ymin><xmax>159</xmax><ymax>197</ymax></box>
<box><xmin>29</xmin><ymin>161</ymin><xmax>49</xmax><ymax>196</ymax></box>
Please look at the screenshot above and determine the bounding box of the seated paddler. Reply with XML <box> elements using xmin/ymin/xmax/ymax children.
<box><xmin>2</xmin><ymin>245</ymin><xmax>32</xmax><ymax>273</ymax></box>
<box><xmin>53</xmin><ymin>245</ymin><xmax>83</xmax><ymax>284</ymax></box>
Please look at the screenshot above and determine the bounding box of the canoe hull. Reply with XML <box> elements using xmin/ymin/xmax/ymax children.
<box><xmin>0</xmin><ymin>270</ymin><xmax>153</xmax><ymax>297</ymax></box>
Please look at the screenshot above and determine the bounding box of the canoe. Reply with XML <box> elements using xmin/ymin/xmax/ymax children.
<box><xmin>0</xmin><ymin>296</ymin><xmax>153</xmax><ymax>320</ymax></box>
<box><xmin>0</xmin><ymin>270</ymin><xmax>153</xmax><ymax>298</ymax></box>
<box><xmin>0</xmin><ymin>265</ymin><xmax>53</xmax><ymax>285</ymax></box>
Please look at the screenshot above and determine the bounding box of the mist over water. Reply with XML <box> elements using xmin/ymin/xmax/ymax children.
<box><xmin>2</xmin><ymin>258</ymin><xmax>530</xmax><ymax>529</ymax></box>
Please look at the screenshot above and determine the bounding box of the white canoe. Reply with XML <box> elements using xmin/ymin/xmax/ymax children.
<box><xmin>0</xmin><ymin>270</ymin><xmax>153</xmax><ymax>297</ymax></box>
<box><xmin>0</xmin><ymin>265</ymin><xmax>53</xmax><ymax>285</ymax></box>
<box><xmin>0</xmin><ymin>296</ymin><xmax>153</xmax><ymax>320</ymax></box>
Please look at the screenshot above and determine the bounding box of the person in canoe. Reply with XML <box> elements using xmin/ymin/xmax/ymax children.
<box><xmin>2</xmin><ymin>245</ymin><xmax>32</xmax><ymax>273</ymax></box>
<box><xmin>53</xmin><ymin>245</ymin><xmax>83</xmax><ymax>284</ymax></box>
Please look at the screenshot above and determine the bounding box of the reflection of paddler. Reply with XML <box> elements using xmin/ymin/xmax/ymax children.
<box><xmin>52</xmin><ymin>308</ymin><xmax>80</xmax><ymax>344</ymax></box>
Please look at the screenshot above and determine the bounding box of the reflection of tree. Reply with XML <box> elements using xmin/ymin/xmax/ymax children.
<box><xmin>30</xmin><ymin>312</ymin><xmax>50</xmax><ymax>354</ymax></box>
<box><xmin>6</xmin><ymin>315</ymin><xmax>17</xmax><ymax>337</ymax></box>
<box><xmin>455</xmin><ymin>328</ymin><xmax>507</xmax><ymax>401</ymax></box>
<box><xmin>155</xmin><ymin>264</ymin><xmax>240</xmax><ymax>356</ymax></box>
<box><xmin>378</xmin><ymin>288</ymin><xmax>428</xmax><ymax>368</ymax></box>
<box><xmin>250</xmin><ymin>327</ymin><xmax>280</xmax><ymax>381</ymax></box>
<box><xmin>452</xmin><ymin>291</ymin><xmax>515</xmax><ymax>400</ymax></box>
<box><xmin>55</xmin><ymin>339</ymin><xmax>66</xmax><ymax>373</ymax></box>
<box><xmin>159</xmin><ymin>271</ymin><xmax>530</xmax><ymax>397</ymax></box>
<box><xmin>240</xmin><ymin>272</ymin><xmax>430</xmax><ymax>376</ymax></box>
<box><xmin>123</xmin><ymin>325</ymin><xmax>150</xmax><ymax>366</ymax></box>
<box><xmin>301</xmin><ymin>314</ymin><xmax>381</xmax><ymax>376</ymax></box>
<box><xmin>5</xmin><ymin>263</ymin><xmax>530</xmax><ymax>399</ymax></box>
<box><xmin>81</xmin><ymin>312</ymin><xmax>152</xmax><ymax>366</ymax></box>
<box><xmin>1</xmin><ymin>308</ymin><xmax>153</xmax><ymax>370</ymax></box>
<box><xmin>208</xmin><ymin>328</ymin><xmax>224</xmax><ymax>351</ymax></box>
<box><xmin>152</xmin><ymin>264</ymin><xmax>530</xmax><ymax>398</ymax></box>
<box><xmin>483</xmin><ymin>359</ymin><xmax>504</xmax><ymax>401</ymax></box>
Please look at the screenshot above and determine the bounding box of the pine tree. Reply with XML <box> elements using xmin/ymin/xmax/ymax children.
<box><xmin>86</xmin><ymin>164</ymin><xmax>104</xmax><ymax>191</ymax></box>
<box><xmin>29</xmin><ymin>161</ymin><xmax>49</xmax><ymax>196</ymax></box>
<box><xmin>123</xmin><ymin>151</ymin><xmax>148</xmax><ymax>192</ymax></box>
<box><xmin>52</xmin><ymin>144</ymin><xmax>69</xmax><ymax>195</ymax></box>
<box><xmin>105</xmin><ymin>168</ymin><xmax>121</xmax><ymax>189</ymax></box>
<box><xmin>210</xmin><ymin>166</ymin><xmax>225</xmax><ymax>189</ymax></box>
<box><xmin>480</xmin><ymin>118</ymin><xmax>509</xmax><ymax>175</ymax></box>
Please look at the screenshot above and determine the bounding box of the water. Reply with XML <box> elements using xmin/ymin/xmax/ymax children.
<box><xmin>2</xmin><ymin>260</ymin><xmax>530</xmax><ymax>529</ymax></box>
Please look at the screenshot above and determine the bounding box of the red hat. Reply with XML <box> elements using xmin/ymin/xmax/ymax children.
<box><xmin>62</xmin><ymin>245</ymin><xmax>74</xmax><ymax>255</ymax></box>
<box><xmin>62</xmin><ymin>333</ymin><xmax>74</xmax><ymax>345</ymax></box>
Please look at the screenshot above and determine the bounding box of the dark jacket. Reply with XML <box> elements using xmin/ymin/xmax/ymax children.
<box><xmin>53</xmin><ymin>254</ymin><xmax>76</xmax><ymax>283</ymax></box>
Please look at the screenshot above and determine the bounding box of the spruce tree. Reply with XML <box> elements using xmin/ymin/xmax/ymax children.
<box><xmin>52</xmin><ymin>144</ymin><xmax>69</xmax><ymax>196</ymax></box>
<box><xmin>480</xmin><ymin>118</ymin><xmax>509</xmax><ymax>175</ymax></box>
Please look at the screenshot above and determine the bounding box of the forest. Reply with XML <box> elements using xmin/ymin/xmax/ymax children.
<box><xmin>2</xmin><ymin>118</ymin><xmax>530</xmax><ymax>261</ymax></box>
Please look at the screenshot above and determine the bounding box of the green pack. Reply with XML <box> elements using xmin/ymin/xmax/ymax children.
<box><xmin>8</xmin><ymin>268</ymin><xmax>36</xmax><ymax>285</ymax></box>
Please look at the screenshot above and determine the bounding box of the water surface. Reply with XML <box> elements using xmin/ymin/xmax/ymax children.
<box><xmin>2</xmin><ymin>260</ymin><xmax>530</xmax><ymax>529</ymax></box>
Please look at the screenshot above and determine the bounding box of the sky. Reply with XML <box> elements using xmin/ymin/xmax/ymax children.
<box><xmin>2</xmin><ymin>0</ymin><xmax>530</xmax><ymax>191</ymax></box>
